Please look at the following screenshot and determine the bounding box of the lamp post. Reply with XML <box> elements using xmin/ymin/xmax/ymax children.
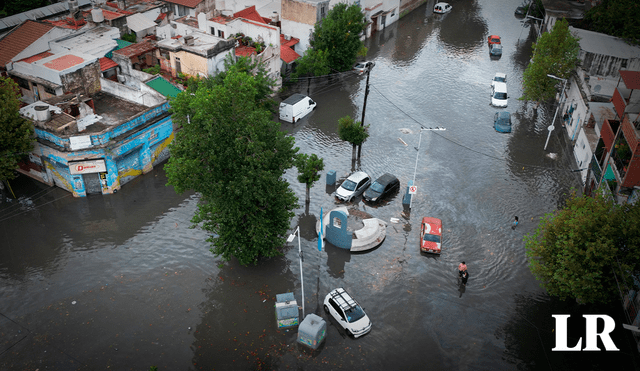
<box><xmin>544</xmin><ymin>74</ymin><xmax>568</xmax><ymax>151</ymax></box>
<box><xmin>287</xmin><ymin>226</ymin><xmax>304</xmax><ymax>318</ymax></box>
<box><xmin>410</xmin><ymin>126</ymin><xmax>446</xmax><ymax>208</ymax></box>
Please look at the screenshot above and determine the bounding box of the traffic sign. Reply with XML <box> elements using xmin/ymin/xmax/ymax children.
<box><xmin>409</xmin><ymin>186</ymin><xmax>417</xmax><ymax>194</ymax></box>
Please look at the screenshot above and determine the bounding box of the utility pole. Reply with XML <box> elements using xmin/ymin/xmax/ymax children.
<box><xmin>545</xmin><ymin>74</ymin><xmax>567</xmax><ymax>151</ymax></box>
<box><xmin>357</xmin><ymin>63</ymin><xmax>374</xmax><ymax>160</ymax></box>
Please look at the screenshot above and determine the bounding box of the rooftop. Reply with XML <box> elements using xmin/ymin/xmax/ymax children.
<box><xmin>113</xmin><ymin>39</ymin><xmax>156</xmax><ymax>58</ymax></box>
<box><xmin>619</xmin><ymin>70</ymin><xmax>640</xmax><ymax>90</ymax></box>
<box><xmin>0</xmin><ymin>20</ymin><xmax>53</xmax><ymax>68</ymax></box>
<box><xmin>162</xmin><ymin>0</ymin><xmax>203</xmax><ymax>8</ymax></box>
<box><xmin>571</xmin><ymin>26</ymin><xmax>640</xmax><ymax>59</ymax></box>
<box><xmin>50</xmin><ymin>26</ymin><xmax>120</xmax><ymax>58</ymax></box>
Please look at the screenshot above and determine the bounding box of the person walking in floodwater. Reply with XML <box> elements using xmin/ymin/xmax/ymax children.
<box><xmin>458</xmin><ymin>261</ymin><xmax>467</xmax><ymax>277</ymax></box>
<box><xmin>461</xmin><ymin>270</ymin><xmax>469</xmax><ymax>286</ymax></box>
<box><xmin>512</xmin><ymin>216</ymin><xmax>519</xmax><ymax>229</ymax></box>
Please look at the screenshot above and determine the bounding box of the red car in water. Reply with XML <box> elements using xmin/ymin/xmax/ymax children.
<box><xmin>488</xmin><ymin>35</ymin><xmax>501</xmax><ymax>46</ymax></box>
<box><xmin>420</xmin><ymin>217</ymin><xmax>442</xmax><ymax>254</ymax></box>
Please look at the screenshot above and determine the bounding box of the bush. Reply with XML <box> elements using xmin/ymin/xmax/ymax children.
<box><xmin>121</xmin><ymin>32</ymin><xmax>137</xmax><ymax>43</ymax></box>
<box><xmin>143</xmin><ymin>65</ymin><xmax>161</xmax><ymax>75</ymax></box>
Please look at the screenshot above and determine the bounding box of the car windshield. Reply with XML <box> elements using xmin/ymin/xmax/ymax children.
<box><xmin>494</xmin><ymin>76</ymin><xmax>505</xmax><ymax>83</ymax></box>
<box><xmin>423</xmin><ymin>233</ymin><xmax>441</xmax><ymax>243</ymax></box>
<box><xmin>355</xmin><ymin>63</ymin><xmax>365</xmax><ymax>69</ymax></box>
<box><xmin>370</xmin><ymin>181</ymin><xmax>384</xmax><ymax>193</ymax></box>
<box><xmin>494</xmin><ymin>92</ymin><xmax>507</xmax><ymax>100</ymax></box>
<box><xmin>345</xmin><ymin>305</ymin><xmax>366</xmax><ymax>323</ymax></box>
<box><xmin>341</xmin><ymin>179</ymin><xmax>356</xmax><ymax>191</ymax></box>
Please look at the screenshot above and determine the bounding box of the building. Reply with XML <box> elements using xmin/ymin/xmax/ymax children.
<box><xmin>18</xmin><ymin>93</ymin><xmax>174</xmax><ymax>197</ymax></box>
<box><xmin>280</xmin><ymin>0</ymin><xmax>330</xmax><ymax>54</ymax></box>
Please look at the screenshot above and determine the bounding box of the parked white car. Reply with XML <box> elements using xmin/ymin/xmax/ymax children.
<box><xmin>335</xmin><ymin>171</ymin><xmax>371</xmax><ymax>202</ymax></box>
<box><xmin>324</xmin><ymin>288</ymin><xmax>372</xmax><ymax>338</ymax></box>
<box><xmin>491</xmin><ymin>72</ymin><xmax>507</xmax><ymax>88</ymax></box>
<box><xmin>491</xmin><ymin>82</ymin><xmax>508</xmax><ymax>107</ymax></box>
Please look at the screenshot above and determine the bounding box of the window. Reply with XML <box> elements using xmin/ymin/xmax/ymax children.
<box><xmin>621</xmin><ymin>59</ymin><xmax>628</xmax><ymax>68</ymax></box>
<box><xmin>43</xmin><ymin>85</ymin><xmax>56</xmax><ymax>95</ymax></box>
<box><xmin>210</xmin><ymin>27</ymin><xmax>215</xmax><ymax>35</ymax></box>
<box><xmin>14</xmin><ymin>77</ymin><xmax>30</xmax><ymax>90</ymax></box>
<box><xmin>218</xmin><ymin>30</ymin><xmax>224</xmax><ymax>38</ymax></box>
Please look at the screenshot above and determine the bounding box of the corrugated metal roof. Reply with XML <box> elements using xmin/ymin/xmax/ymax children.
<box><xmin>105</xmin><ymin>39</ymin><xmax>134</xmax><ymax>58</ymax></box>
<box><xmin>126</xmin><ymin>13</ymin><xmax>156</xmax><ymax>33</ymax></box>
<box><xmin>0</xmin><ymin>0</ymin><xmax>91</xmax><ymax>32</ymax></box>
<box><xmin>145</xmin><ymin>76</ymin><xmax>182</xmax><ymax>98</ymax></box>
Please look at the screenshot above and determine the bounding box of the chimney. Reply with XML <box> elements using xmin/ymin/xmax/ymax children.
<box><xmin>117</xmin><ymin>0</ymin><xmax>126</xmax><ymax>10</ymax></box>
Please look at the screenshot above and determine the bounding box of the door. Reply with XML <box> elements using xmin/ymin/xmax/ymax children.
<box><xmin>83</xmin><ymin>173</ymin><xmax>102</xmax><ymax>194</ymax></box>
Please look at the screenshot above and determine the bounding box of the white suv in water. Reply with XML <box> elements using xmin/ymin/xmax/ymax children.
<box><xmin>323</xmin><ymin>288</ymin><xmax>372</xmax><ymax>338</ymax></box>
<box><xmin>491</xmin><ymin>82</ymin><xmax>508</xmax><ymax>107</ymax></box>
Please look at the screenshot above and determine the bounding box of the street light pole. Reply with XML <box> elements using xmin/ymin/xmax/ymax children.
<box><xmin>544</xmin><ymin>74</ymin><xmax>567</xmax><ymax>151</ymax></box>
<box><xmin>287</xmin><ymin>226</ymin><xmax>304</xmax><ymax>318</ymax></box>
<box><xmin>410</xmin><ymin>126</ymin><xmax>446</xmax><ymax>209</ymax></box>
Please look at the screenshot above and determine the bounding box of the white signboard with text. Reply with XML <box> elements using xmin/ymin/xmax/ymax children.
<box><xmin>69</xmin><ymin>159</ymin><xmax>106</xmax><ymax>175</ymax></box>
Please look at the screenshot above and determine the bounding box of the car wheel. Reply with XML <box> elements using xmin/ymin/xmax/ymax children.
<box><xmin>324</xmin><ymin>305</ymin><xmax>329</xmax><ymax>314</ymax></box>
<box><xmin>346</xmin><ymin>329</ymin><xmax>353</xmax><ymax>337</ymax></box>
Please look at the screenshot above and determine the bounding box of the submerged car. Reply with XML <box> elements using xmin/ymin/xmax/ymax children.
<box><xmin>324</xmin><ymin>288</ymin><xmax>372</xmax><ymax>338</ymax></box>
<box><xmin>487</xmin><ymin>35</ymin><xmax>501</xmax><ymax>46</ymax></box>
<box><xmin>363</xmin><ymin>173</ymin><xmax>400</xmax><ymax>203</ymax></box>
<box><xmin>491</xmin><ymin>82</ymin><xmax>508</xmax><ymax>107</ymax></box>
<box><xmin>515</xmin><ymin>5</ymin><xmax>526</xmax><ymax>17</ymax></box>
<box><xmin>491</xmin><ymin>72</ymin><xmax>507</xmax><ymax>88</ymax></box>
<box><xmin>420</xmin><ymin>217</ymin><xmax>442</xmax><ymax>254</ymax></box>
<box><xmin>335</xmin><ymin>171</ymin><xmax>371</xmax><ymax>202</ymax></box>
<box><xmin>490</xmin><ymin>43</ymin><xmax>503</xmax><ymax>57</ymax></box>
<box><xmin>353</xmin><ymin>61</ymin><xmax>375</xmax><ymax>74</ymax></box>
<box><xmin>433</xmin><ymin>2</ymin><xmax>452</xmax><ymax>14</ymax></box>
<box><xmin>494</xmin><ymin>111</ymin><xmax>512</xmax><ymax>133</ymax></box>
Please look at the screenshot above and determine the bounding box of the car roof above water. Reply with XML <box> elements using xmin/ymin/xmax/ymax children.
<box><xmin>281</xmin><ymin>93</ymin><xmax>308</xmax><ymax>105</ymax></box>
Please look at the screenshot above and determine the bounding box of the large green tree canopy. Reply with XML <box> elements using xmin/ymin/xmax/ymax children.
<box><xmin>1</xmin><ymin>76</ymin><xmax>34</xmax><ymax>183</ymax></box>
<box><xmin>524</xmin><ymin>191</ymin><xmax>640</xmax><ymax>304</ymax></box>
<box><xmin>296</xmin><ymin>3</ymin><xmax>366</xmax><ymax>75</ymax></box>
<box><xmin>165</xmin><ymin>60</ymin><xmax>299</xmax><ymax>265</ymax></box>
<box><xmin>580</xmin><ymin>0</ymin><xmax>640</xmax><ymax>45</ymax></box>
<box><xmin>521</xmin><ymin>19</ymin><xmax>580</xmax><ymax>102</ymax></box>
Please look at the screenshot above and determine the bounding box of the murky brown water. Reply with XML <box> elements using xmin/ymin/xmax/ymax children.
<box><xmin>1</xmin><ymin>1</ymin><xmax>638</xmax><ymax>370</ymax></box>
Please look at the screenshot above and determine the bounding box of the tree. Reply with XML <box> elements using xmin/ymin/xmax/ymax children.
<box><xmin>292</xmin><ymin>49</ymin><xmax>330</xmax><ymax>79</ymax></box>
<box><xmin>1</xmin><ymin>76</ymin><xmax>34</xmax><ymax>188</ymax></box>
<box><xmin>521</xmin><ymin>19</ymin><xmax>580</xmax><ymax>102</ymax></box>
<box><xmin>164</xmin><ymin>62</ymin><xmax>299</xmax><ymax>266</ymax></box>
<box><xmin>580</xmin><ymin>0</ymin><xmax>640</xmax><ymax>45</ymax></box>
<box><xmin>524</xmin><ymin>191</ymin><xmax>640</xmax><ymax>304</ymax></box>
<box><xmin>337</xmin><ymin>115</ymin><xmax>369</xmax><ymax>161</ymax></box>
<box><xmin>303</xmin><ymin>3</ymin><xmax>366</xmax><ymax>74</ymax></box>
<box><xmin>1</xmin><ymin>0</ymin><xmax>48</xmax><ymax>17</ymax></box>
<box><xmin>295</xmin><ymin>153</ymin><xmax>324</xmax><ymax>204</ymax></box>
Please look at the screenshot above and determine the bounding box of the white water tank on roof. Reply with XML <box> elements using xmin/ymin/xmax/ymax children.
<box><xmin>91</xmin><ymin>8</ymin><xmax>104</xmax><ymax>23</ymax></box>
<box><xmin>271</xmin><ymin>11</ymin><xmax>279</xmax><ymax>23</ymax></box>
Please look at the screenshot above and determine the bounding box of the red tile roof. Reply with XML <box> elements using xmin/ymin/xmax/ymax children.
<box><xmin>619</xmin><ymin>70</ymin><xmax>640</xmax><ymax>90</ymax></box>
<box><xmin>234</xmin><ymin>5</ymin><xmax>268</xmax><ymax>24</ymax></box>
<box><xmin>156</xmin><ymin>13</ymin><xmax>167</xmax><ymax>21</ymax></box>
<box><xmin>280</xmin><ymin>46</ymin><xmax>300</xmax><ymax>64</ymax></box>
<box><xmin>280</xmin><ymin>34</ymin><xmax>299</xmax><ymax>48</ymax></box>
<box><xmin>44</xmin><ymin>54</ymin><xmax>86</xmax><ymax>71</ymax></box>
<box><xmin>163</xmin><ymin>0</ymin><xmax>203</xmax><ymax>8</ymax></box>
<box><xmin>113</xmin><ymin>40</ymin><xmax>157</xmax><ymax>58</ymax></box>
<box><xmin>209</xmin><ymin>15</ymin><xmax>232</xmax><ymax>24</ymax></box>
<box><xmin>44</xmin><ymin>17</ymin><xmax>87</xmax><ymax>30</ymax></box>
<box><xmin>235</xmin><ymin>45</ymin><xmax>256</xmax><ymax>57</ymax></box>
<box><xmin>99</xmin><ymin>57</ymin><xmax>118</xmax><ymax>71</ymax></box>
<box><xmin>101</xmin><ymin>9</ymin><xmax>129</xmax><ymax>20</ymax></box>
<box><xmin>19</xmin><ymin>51</ymin><xmax>54</xmax><ymax>64</ymax></box>
<box><xmin>0</xmin><ymin>20</ymin><xmax>54</xmax><ymax>69</ymax></box>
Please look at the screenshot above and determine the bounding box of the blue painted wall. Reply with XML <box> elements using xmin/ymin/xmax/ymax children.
<box><xmin>325</xmin><ymin>210</ymin><xmax>352</xmax><ymax>250</ymax></box>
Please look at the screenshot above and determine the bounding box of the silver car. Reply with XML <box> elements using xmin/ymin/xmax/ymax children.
<box><xmin>335</xmin><ymin>171</ymin><xmax>371</xmax><ymax>202</ymax></box>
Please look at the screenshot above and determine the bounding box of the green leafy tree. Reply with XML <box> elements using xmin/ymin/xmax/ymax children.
<box><xmin>303</xmin><ymin>3</ymin><xmax>366</xmax><ymax>74</ymax></box>
<box><xmin>2</xmin><ymin>0</ymin><xmax>49</xmax><ymax>17</ymax></box>
<box><xmin>292</xmin><ymin>49</ymin><xmax>330</xmax><ymax>79</ymax></box>
<box><xmin>295</xmin><ymin>153</ymin><xmax>324</xmax><ymax>204</ymax></box>
<box><xmin>521</xmin><ymin>19</ymin><xmax>580</xmax><ymax>102</ymax></box>
<box><xmin>1</xmin><ymin>76</ymin><xmax>34</xmax><ymax>188</ymax></box>
<box><xmin>164</xmin><ymin>64</ymin><xmax>298</xmax><ymax>266</ymax></box>
<box><xmin>580</xmin><ymin>0</ymin><xmax>640</xmax><ymax>45</ymax></box>
<box><xmin>337</xmin><ymin>115</ymin><xmax>369</xmax><ymax>161</ymax></box>
<box><xmin>524</xmin><ymin>191</ymin><xmax>640</xmax><ymax>304</ymax></box>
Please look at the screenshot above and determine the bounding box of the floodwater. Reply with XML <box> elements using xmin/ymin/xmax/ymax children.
<box><xmin>1</xmin><ymin>1</ymin><xmax>639</xmax><ymax>370</ymax></box>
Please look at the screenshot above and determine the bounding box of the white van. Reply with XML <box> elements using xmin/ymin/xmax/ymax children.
<box><xmin>279</xmin><ymin>94</ymin><xmax>316</xmax><ymax>123</ymax></box>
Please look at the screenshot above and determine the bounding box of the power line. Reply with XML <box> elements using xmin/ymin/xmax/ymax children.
<box><xmin>369</xmin><ymin>84</ymin><xmax>581</xmax><ymax>174</ymax></box>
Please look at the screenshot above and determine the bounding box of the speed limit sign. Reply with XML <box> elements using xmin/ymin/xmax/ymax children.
<box><xmin>409</xmin><ymin>186</ymin><xmax>417</xmax><ymax>194</ymax></box>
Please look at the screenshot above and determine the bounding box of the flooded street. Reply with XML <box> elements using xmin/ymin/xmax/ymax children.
<box><xmin>1</xmin><ymin>1</ymin><xmax>639</xmax><ymax>370</ymax></box>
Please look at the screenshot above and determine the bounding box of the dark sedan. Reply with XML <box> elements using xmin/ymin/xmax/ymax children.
<box><xmin>363</xmin><ymin>173</ymin><xmax>400</xmax><ymax>203</ymax></box>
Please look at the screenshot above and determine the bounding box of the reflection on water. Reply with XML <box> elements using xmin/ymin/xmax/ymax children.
<box><xmin>2</xmin><ymin>0</ymin><xmax>639</xmax><ymax>370</ymax></box>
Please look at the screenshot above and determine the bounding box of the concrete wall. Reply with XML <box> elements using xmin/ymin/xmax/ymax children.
<box><xmin>100</xmin><ymin>77</ymin><xmax>166</xmax><ymax>107</ymax></box>
<box><xmin>399</xmin><ymin>0</ymin><xmax>427</xmax><ymax>17</ymax></box>
<box><xmin>173</xmin><ymin>49</ymin><xmax>208</xmax><ymax>77</ymax></box>
<box><xmin>580</xmin><ymin>51</ymin><xmax>640</xmax><ymax>78</ymax></box>
<box><xmin>60</xmin><ymin>61</ymin><xmax>102</xmax><ymax>96</ymax></box>
<box><xmin>282</xmin><ymin>0</ymin><xmax>318</xmax><ymax>25</ymax></box>
<box><xmin>281</xmin><ymin>20</ymin><xmax>314</xmax><ymax>53</ymax></box>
